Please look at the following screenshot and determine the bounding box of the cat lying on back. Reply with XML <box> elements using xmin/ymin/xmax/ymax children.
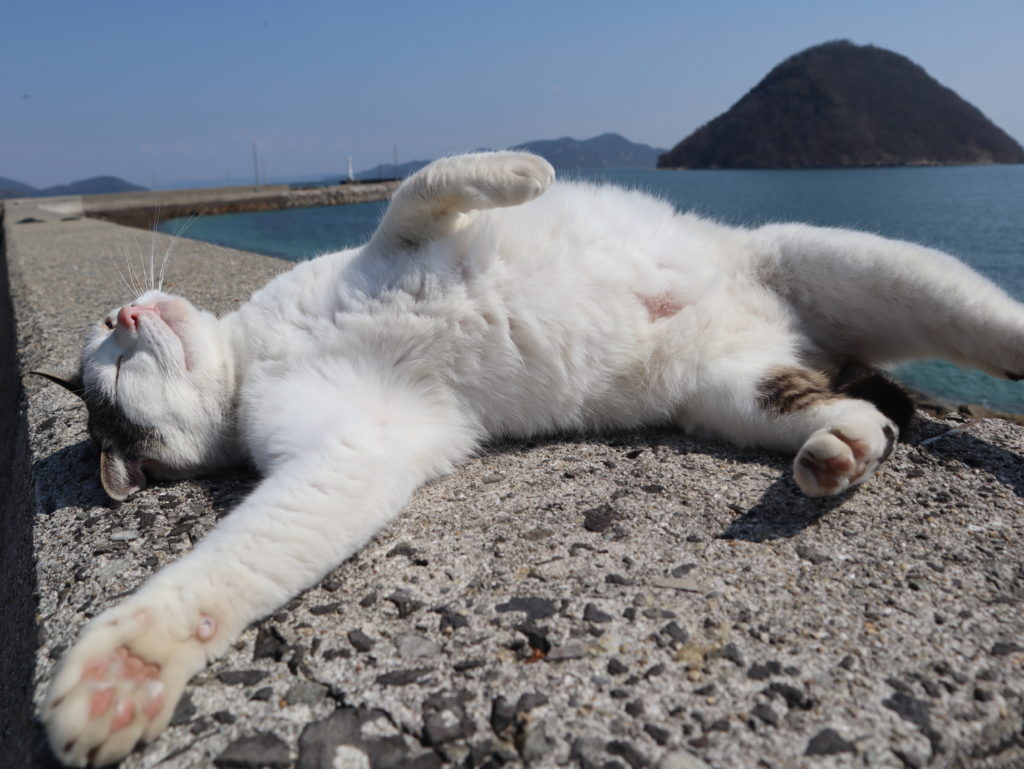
<box><xmin>38</xmin><ymin>151</ymin><xmax>1024</xmax><ymax>766</ymax></box>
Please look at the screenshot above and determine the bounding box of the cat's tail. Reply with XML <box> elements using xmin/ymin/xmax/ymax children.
<box><xmin>751</xmin><ymin>223</ymin><xmax>1024</xmax><ymax>380</ymax></box>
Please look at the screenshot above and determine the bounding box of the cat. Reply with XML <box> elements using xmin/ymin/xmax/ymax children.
<box><xmin>37</xmin><ymin>151</ymin><xmax>1024</xmax><ymax>766</ymax></box>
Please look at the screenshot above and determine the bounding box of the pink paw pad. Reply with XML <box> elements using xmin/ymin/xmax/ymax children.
<box><xmin>832</xmin><ymin>430</ymin><xmax>870</xmax><ymax>461</ymax></box>
<box><xmin>800</xmin><ymin>452</ymin><xmax>860</xmax><ymax>492</ymax></box>
<box><xmin>110</xmin><ymin>699</ymin><xmax>136</xmax><ymax>731</ymax></box>
<box><xmin>123</xmin><ymin>655</ymin><xmax>145</xmax><ymax>680</ymax></box>
<box><xmin>81</xmin><ymin>659</ymin><xmax>109</xmax><ymax>681</ymax></box>
<box><xmin>143</xmin><ymin>683</ymin><xmax>165</xmax><ymax>719</ymax></box>
<box><xmin>89</xmin><ymin>687</ymin><xmax>115</xmax><ymax>717</ymax></box>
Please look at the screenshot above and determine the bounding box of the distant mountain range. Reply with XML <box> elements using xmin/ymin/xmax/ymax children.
<box><xmin>353</xmin><ymin>159</ymin><xmax>433</xmax><ymax>181</ymax></box>
<box><xmin>0</xmin><ymin>175</ymin><xmax>146</xmax><ymax>200</ymax></box>
<box><xmin>351</xmin><ymin>133</ymin><xmax>666</xmax><ymax>180</ymax></box>
<box><xmin>514</xmin><ymin>133</ymin><xmax>665</xmax><ymax>170</ymax></box>
<box><xmin>659</xmin><ymin>40</ymin><xmax>1024</xmax><ymax>169</ymax></box>
<box><xmin>1</xmin><ymin>134</ymin><xmax>665</xmax><ymax>197</ymax></box>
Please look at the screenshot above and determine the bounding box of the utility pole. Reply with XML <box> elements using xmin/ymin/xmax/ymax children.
<box><xmin>394</xmin><ymin>145</ymin><xmax>398</xmax><ymax>178</ymax></box>
<box><xmin>252</xmin><ymin>143</ymin><xmax>260</xmax><ymax>187</ymax></box>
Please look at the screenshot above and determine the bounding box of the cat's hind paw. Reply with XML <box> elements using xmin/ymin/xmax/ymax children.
<box><xmin>433</xmin><ymin>151</ymin><xmax>555</xmax><ymax>211</ymax></box>
<box><xmin>794</xmin><ymin>417</ymin><xmax>897</xmax><ymax>496</ymax></box>
<box><xmin>481</xmin><ymin>151</ymin><xmax>556</xmax><ymax>207</ymax></box>
<box><xmin>43</xmin><ymin>601</ymin><xmax>211</xmax><ymax>767</ymax></box>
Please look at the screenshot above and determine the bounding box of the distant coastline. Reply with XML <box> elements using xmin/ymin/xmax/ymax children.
<box><xmin>2</xmin><ymin>133</ymin><xmax>667</xmax><ymax>199</ymax></box>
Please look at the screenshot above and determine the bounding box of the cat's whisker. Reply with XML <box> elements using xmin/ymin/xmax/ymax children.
<box><xmin>115</xmin><ymin>230</ymin><xmax>143</xmax><ymax>298</ymax></box>
<box><xmin>158</xmin><ymin>206</ymin><xmax>205</xmax><ymax>293</ymax></box>
<box><xmin>122</xmin><ymin>230</ymin><xmax>144</xmax><ymax>297</ymax></box>
<box><xmin>129</xmin><ymin>229</ymin><xmax>149</xmax><ymax>296</ymax></box>
<box><xmin>108</xmin><ymin>233</ymin><xmax>137</xmax><ymax>300</ymax></box>
<box><xmin>148</xmin><ymin>203</ymin><xmax>163</xmax><ymax>292</ymax></box>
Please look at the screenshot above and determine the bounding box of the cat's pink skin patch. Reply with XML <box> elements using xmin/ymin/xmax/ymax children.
<box><xmin>638</xmin><ymin>292</ymin><xmax>685</xmax><ymax>322</ymax></box>
<box><xmin>196</xmin><ymin>614</ymin><xmax>217</xmax><ymax>642</ymax></box>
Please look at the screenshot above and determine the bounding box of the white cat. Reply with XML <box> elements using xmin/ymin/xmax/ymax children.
<box><xmin>39</xmin><ymin>151</ymin><xmax>1024</xmax><ymax>765</ymax></box>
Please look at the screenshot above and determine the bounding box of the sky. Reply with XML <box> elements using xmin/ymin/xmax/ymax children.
<box><xmin>3</xmin><ymin>0</ymin><xmax>1023</xmax><ymax>189</ymax></box>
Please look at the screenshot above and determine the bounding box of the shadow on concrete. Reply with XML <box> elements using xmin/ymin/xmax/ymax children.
<box><xmin>33</xmin><ymin>440</ymin><xmax>113</xmax><ymax>514</ymax></box>
<box><xmin>194</xmin><ymin>467</ymin><xmax>261</xmax><ymax>519</ymax></box>
<box><xmin>914</xmin><ymin>428</ymin><xmax>1024</xmax><ymax>498</ymax></box>
<box><xmin>520</xmin><ymin>415</ymin><xmax>1024</xmax><ymax>545</ymax></box>
<box><xmin>0</xmin><ymin>206</ymin><xmax>62</xmax><ymax>766</ymax></box>
<box><xmin>718</xmin><ymin>478</ymin><xmax>847</xmax><ymax>542</ymax></box>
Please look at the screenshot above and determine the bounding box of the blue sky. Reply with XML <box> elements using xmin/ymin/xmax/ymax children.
<box><xmin>3</xmin><ymin>0</ymin><xmax>1022</xmax><ymax>188</ymax></box>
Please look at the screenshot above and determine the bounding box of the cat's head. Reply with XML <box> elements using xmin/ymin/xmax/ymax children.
<box><xmin>38</xmin><ymin>290</ymin><xmax>237</xmax><ymax>501</ymax></box>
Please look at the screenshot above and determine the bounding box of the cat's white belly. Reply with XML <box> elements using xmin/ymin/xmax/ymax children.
<box><xmin>235</xmin><ymin>198</ymin><xmax>795</xmax><ymax>451</ymax></box>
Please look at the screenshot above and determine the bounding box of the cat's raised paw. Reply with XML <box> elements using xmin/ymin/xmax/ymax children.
<box><xmin>793</xmin><ymin>417</ymin><xmax>896</xmax><ymax>496</ymax></box>
<box><xmin>460</xmin><ymin>152</ymin><xmax>555</xmax><ymax>209</ymax></box>
<box><xmin>44</xmin><ymin>601</ymin><xmax>210</xmax><ymax>766</ymax></box>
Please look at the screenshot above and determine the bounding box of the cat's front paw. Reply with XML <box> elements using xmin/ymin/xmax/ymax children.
<box><xmin>44</xmin><ymin>596</ymin><xmax>216</xmax><ymax>766</ymax></box>
<box><xmin>794</xmin><ymin>416</ymin><xmax>897</xmax><ymax>496</ymax></box>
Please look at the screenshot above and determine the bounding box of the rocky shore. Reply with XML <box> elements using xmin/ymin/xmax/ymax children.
<box><xmin>2</xmin><ymin>196</ymin><xmax>1023</xmax><ymax>768</ymax></box>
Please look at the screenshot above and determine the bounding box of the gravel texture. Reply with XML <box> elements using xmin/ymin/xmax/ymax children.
<box><xmin>4</xmin><ymin>195</ymin><xmax>1024</xmax><ymax>768</ymax></box>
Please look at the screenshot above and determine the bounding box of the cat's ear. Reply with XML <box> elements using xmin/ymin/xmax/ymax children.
<box><xmin>31</xmin><ymin>366</ymin><xmax>85</xmax><ymax>399</ymax></box>
<box><xmin>99</xmin><ymin>450</ymin><xmax>147</xmax><ymax>501</ymax></box>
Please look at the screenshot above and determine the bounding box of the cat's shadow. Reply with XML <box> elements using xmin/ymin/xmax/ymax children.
<box><xmin>37</xmin><ymin>416</ymin><xmax>1023</xmax><ymax>544</ymax></box>
<box><xmin>33</xmin><ymin>439</ymin><xmax>112</xmax><ymax>512</ymax></box>
<box><xmin>608</xmin><ymin>430</ymin><xmax>846</xmax><ymax>543</ymax></box>
<box><xmin>710</xmin><ymin>416</ymin><xmax>1024</xmax><ymax>542</ymax></box>
<box><xmin>33</xmin><ymin>439</ymin><xmax>260</xmax><ymax>518</ymax></box>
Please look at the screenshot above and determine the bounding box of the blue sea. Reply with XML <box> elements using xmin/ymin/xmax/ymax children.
<box><xmin>160</xmin><ymin>165</ymin><xmax>1024</xmax><ymax>413</ymax></box>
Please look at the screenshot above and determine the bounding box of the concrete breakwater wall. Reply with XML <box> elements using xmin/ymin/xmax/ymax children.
<box><xmin>21</xmin><ymin>180</ymin><xmax>401</xmax><ymax>229</ymax></box>
<box><xmin>2</xmin><ymin>195</ymin><xmax>1024</xmax><ymax>768</ymax></box>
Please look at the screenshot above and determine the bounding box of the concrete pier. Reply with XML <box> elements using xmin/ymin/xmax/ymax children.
<box><xmin>2</xmin><ymin>195</ymin><xmax>1023</xmax><ymax>768</ymax></box>
<box><xmin>19</xmin><ymin>179</ymin><xmax>401</xmax><ymax>229</ymax></box>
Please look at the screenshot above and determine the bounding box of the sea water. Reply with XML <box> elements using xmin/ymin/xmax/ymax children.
<box><xmin>160</xmin><ymin>165</ymin><xmax>1024</xmax><ymax>412</ymax></box>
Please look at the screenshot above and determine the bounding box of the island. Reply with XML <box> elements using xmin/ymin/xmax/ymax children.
<box><xmin>658</xmin><ymin>40</ymin><xmax>1024</xmax><ymax>169</ymax></box>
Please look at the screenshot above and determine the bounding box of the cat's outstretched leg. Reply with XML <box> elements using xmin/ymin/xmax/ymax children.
<box><xmin>43</xmin><ymin>368</ymin><xmax>477</xmax><ymax>766</ymax></box>
<box><xmin>753</xmin><ymin>224</ymin><xmax>1024</xmax><ymax>380</ymax></box>
<box><xmin>369</xmin><ymin>151</ymin><xmax>555</xmax><ymax>251</ymax></box>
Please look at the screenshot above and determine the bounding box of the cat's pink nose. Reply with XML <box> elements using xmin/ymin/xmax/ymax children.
<box><xmin>117</xmin><ymin>305</ymin><xmax>152</xmax><ymax>330</ymax></box>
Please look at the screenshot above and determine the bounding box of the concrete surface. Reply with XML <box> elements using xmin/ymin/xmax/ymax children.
<box><xmin>3</xmin><ymin>194</ymin><xmax>1023</xmax><ymax>769</ymax></box>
